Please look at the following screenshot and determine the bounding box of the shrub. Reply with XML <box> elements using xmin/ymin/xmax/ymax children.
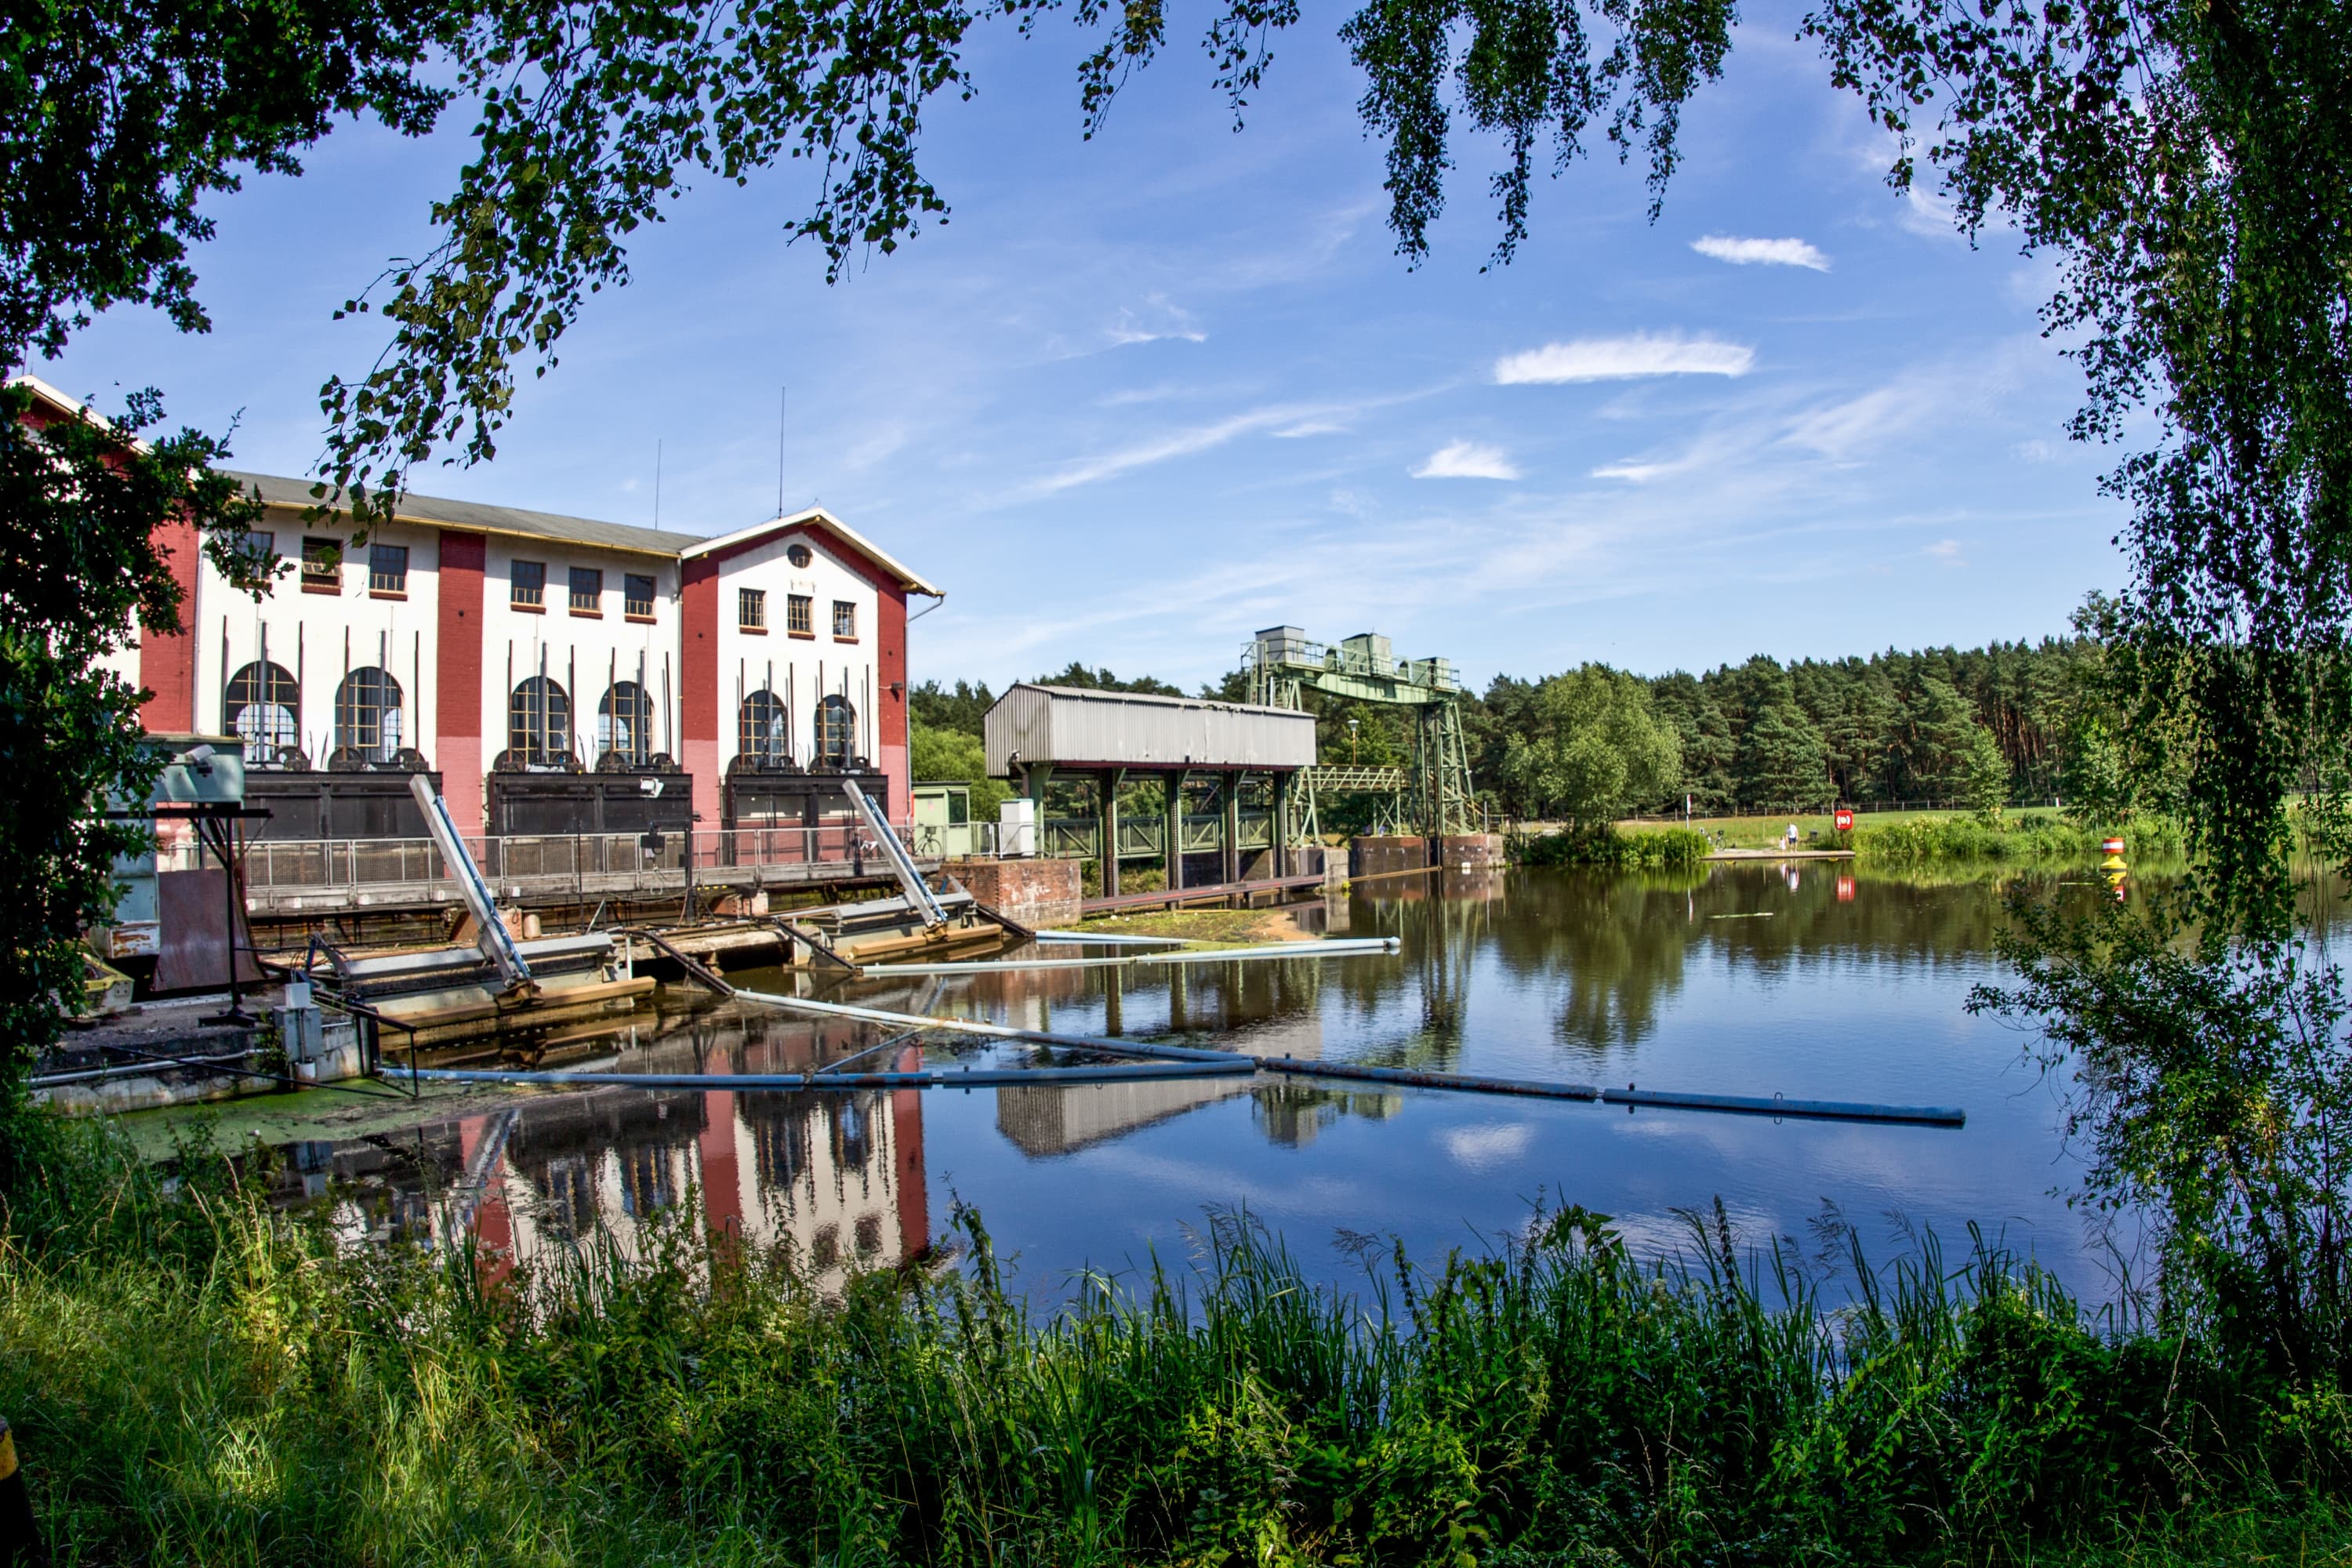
<box><xmin>1513</xmin><ymin>824</ymin><xmax>1711</xmax><ymax>869</ymax></box>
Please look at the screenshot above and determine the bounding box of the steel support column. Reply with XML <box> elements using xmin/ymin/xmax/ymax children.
<box><xmin>1272</xmin><ymin>770</ymin><xmax>1290</xmax><ymax>878</ymax></box>
<box><xmin>1100</xmin><ymin>768</ymin><xmax>1124</xmax><ymax>898</ymax></box>
<box><xmin>1163</xmin><ymin>769</ymin><xmax>1187</xmax><ymax>890</ymax></box>
<box><xmin>1221</xmin><ymin>773</ymin><xmax>1241</xmax><ymax>886</ymax></box>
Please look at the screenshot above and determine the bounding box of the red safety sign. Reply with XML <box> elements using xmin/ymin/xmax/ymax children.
<box><xmin>1834</xmin><ymin>809</ymin><xmax>1855</xmax><ymax>832</ymax></box>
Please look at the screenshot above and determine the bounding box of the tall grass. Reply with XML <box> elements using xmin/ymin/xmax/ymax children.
<box><xmin>2</xmin><ymin>1121</ymin><xmax>2346</xmax><ymax>1565</ymax></box>
<box><xmin>1853</xmin><ymin>811</ymin><xmax>2187</xmax><ymax>865</ymax></box>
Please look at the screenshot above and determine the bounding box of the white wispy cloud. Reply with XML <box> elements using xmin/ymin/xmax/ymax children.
<box><xmin>1272</xmin><ymin>419</ymin><xmax>1347</xmax><ymax>439</ymax></box>
<box><xmin>1784</xmin><ymin>382</ymin><xmax>1943</xmax><ymax>463</ymax></box>
<box><xmin>1495</xmin><ymin>332</ymin><xmax>1755</xmax><ymax>385</ymax></box>
<box><xmin>1591</xmin><ymin>459</ymin><xmax>1674</xmax><ymax>483</ymax></box>
<box><xmin>1413</xmin><ymin>441</ymin><xmax>1521</xmax><ymax>481</ymax></box>
<box><xmin>1106</xmin><ymin>295</ymin><xmax>1206</xmax><ymax>348</ymax></box>
<box><xmin>1900</xmin><ymin>184</ymin><xmax>1961</xmax><ymax>239</ymax></box>
<box><xmin>1691</xmin><ymin>234</ymin><xmax>1831</xmax><ymax>271</ymax></box>
<box><xmin>1025</xmin><ymin>404</ymin><xmax>1315</xmax><ymax>496</ymax></box>
<box><xmin>1107</xmin><ymin>323</ymin><xmax>1208</xmax><ymax>347</ymax></box>
<box><xmin>1926</xmin><ymin>538</ymin><xmax>1965</xmax><ymax>564</ymax></box>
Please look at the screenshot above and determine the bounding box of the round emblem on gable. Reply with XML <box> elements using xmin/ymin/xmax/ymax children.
<box><xmin>786</xmin><ymin>543</ymin><xmax>812</xmax><ymax>568</ymax></box>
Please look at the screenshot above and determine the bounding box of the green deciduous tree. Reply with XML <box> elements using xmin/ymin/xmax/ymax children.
<box><xmin>0</xmin><ymin>385</ymin><xmax>263</xmax><ymax>1174</ymax></box>
<box><xmin>910</xmin><ymin>722</ymin><xmax>1009</xmax><ymax>823</ymax></box>
<box><xmin>1497</xmin><ymin>666</ymin><xmax>1680</xmax><ymax>827</ymax></box>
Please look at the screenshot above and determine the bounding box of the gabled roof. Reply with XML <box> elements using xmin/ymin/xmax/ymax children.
<box><xmin>6</xmin><ymin>372</ymin><xmax>151</xmax><ymax>452</ymax></box>
<box><xmin>686</xmin><ymin>506</ymin><xmax>942</xmax><ymax>597</ymax></box>
<box><xmin>1</xmin><ymin>383</ymin><xmax>942</xmax><ymax>588</ymax></box>
<box><xmin>227</xmin><ymin>470</ymin><xmax>698</xmax><ymax>559</ymax></box>
<box><xmin>221</xmin><ymin>473</ymin><xmax>942</xmax><ymax>593</ymax></box>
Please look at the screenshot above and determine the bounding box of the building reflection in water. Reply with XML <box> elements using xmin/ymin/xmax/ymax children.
<box><xmin>281</xmin><ymin>882</ymin><xmax>1526</xmax><ymax>1254</ymax></box>
<box><xmin>289</xmin><ymin>1010</ymin><xmax>930</xmax><ymax>1292</ymax></box>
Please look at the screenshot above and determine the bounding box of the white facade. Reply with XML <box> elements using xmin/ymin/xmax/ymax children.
<box><xmin>478</xmin><ymin>532</ymin><xmax>682</xmax><ymax>768</ymax></box>
<box><xmin>192</xmin><ymin>516</ymin><xmax>445</xmax><ymax>767</ymax></box>
<box><xmin>711</xmin><ymin>528</ymin><xmax>883</xmax><ymax>773</ymax></box>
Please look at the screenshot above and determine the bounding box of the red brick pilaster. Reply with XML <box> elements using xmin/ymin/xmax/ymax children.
<box><xmin>681</xmin><ymin>555</ymin><xmax>721</xmax><ymax>829</ymax></box>
<box><xmin>139</xmin><ymin>510</ymin><xmax>201</xmax><ymax>730</ymax></box>
<box><xmin>436</xmin><ymin>532</ymin><xmax>487</xmax><ymax>837</ymax></box>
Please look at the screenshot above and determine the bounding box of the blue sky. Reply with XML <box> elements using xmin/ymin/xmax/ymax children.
<box><xmin>38</xmin><ymin>16</ymin><xmax>2125</xmax><ymax>694</ymax></box>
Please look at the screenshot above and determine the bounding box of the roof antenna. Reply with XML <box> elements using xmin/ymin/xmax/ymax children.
<box><xmin>777</xmin><ymin>385</ymin><xmax>787</xmax><ymax>520</ymax></box>
<box><xmin>654</xmin><ymin>439</ymin><xmax>662</xmax><ymax>530</ymax></box>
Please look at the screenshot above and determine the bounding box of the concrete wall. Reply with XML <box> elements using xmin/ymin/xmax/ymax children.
<box><xmin>1351</xmin><ymin>836</ymin><xmax>1428</xmax><ymax>877</ymax></box>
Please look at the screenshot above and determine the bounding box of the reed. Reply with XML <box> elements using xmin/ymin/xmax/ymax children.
<box><xmin>1</xmin><ymin>1121</ymin><xmax>2343</xmax><ymax>1566</ymax></box>
<box><xmin>1853</xmin><ymin>811</ymin><xmax>2188</xmax><ymax>864</ymax></box>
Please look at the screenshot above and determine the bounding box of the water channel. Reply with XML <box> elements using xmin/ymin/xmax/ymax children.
<box><xmin>175</xmin><ymin>861</ymin><xmax>2141</xmax><ymax>1301</ymax></box>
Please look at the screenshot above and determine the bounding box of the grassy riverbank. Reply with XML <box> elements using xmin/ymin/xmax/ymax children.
<box><xmin>1599</xmin><ymin>809</ymin><xmax>2187</xmax><ymax>864</ymax></box>
<box><xmin>4</xmin><ymin>1123</ymin><xmax>2346</xmax><ymax>1566</ymax></box>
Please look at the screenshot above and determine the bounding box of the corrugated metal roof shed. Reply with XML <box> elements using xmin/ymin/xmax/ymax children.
<box><xmin>984</xmin><ymin>684</ymin><xmax>1317</xmax><ymax>775</ymax></box>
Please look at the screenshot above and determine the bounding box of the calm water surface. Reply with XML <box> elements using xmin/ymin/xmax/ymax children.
<box><xmin>274</xmin><ymin>862</ymin><xmax>2130</xmax><ymax>1300</ymax></box>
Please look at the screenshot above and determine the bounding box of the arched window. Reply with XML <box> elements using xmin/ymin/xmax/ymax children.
<box><xmin>509</xmin><ymin>676</ymin><xmax>572</xmax><ymax>766</ymax></box>
<box><xmin>597</xmin><ymin>681</ymin><xmax>654</xmax><ymax>767</ymax></box>
<box><xmin>815</xmin><ymin>694</ymin><xmax>856</xmax><ymax>766</ymax></box>
<box><xmin>224</xmin><ymin>661</ymin><xmax>299</xmax><ymax>766</ymax></box>
<box><xmin>334</xmin><ymin>667</ymin><xmax>404</xmax><ymax>763</ymax></box>
<box><xmin>739</xmin><ymin>690</ymin><xmax>788</xmax><ymax>767</ymax></box>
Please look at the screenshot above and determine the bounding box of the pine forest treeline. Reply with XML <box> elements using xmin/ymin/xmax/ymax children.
<box><xmin>913</xmin><ymin>633</ymin><xmax>2110</xmax><ymax>822</ymax></box>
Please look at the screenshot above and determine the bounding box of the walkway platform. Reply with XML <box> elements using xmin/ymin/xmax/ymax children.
<box><xmin>1082</xmin><ymin>873</ymin><xmax>1326</xmax><ymax>915</ymax></box>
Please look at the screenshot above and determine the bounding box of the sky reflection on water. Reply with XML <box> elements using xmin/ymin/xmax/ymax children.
<box><xmin>275</xmin><ymin>862</ymin><xmax>2131</xmax><ymax>1302</ymax></box>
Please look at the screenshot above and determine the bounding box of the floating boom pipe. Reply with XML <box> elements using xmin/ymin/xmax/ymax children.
<box><xmin>1602</xmin><ymin>1087</ymin><xmax>1964</xmax><ymax>1127</ymax></box>
<box><xmin>1030</xmin><ymin>930</ymin><xmax>1190</xmax><ymax>946</ymax></box>
<box><xmin>735</xmin><ymin>989</ymin><xmax>1246</xmax><ymax>1062</ymax></box>
<box><xmin>735</xmin><ymin>990</ymin><xmax>1963</xmax><ymax>1127</ymax></box>
<box><xmin>858</xmin><ymin>938</ymin><xmax>1399</xmax><ymax>976</ymax></box>
<box><xmin>1265</xmin><ymin>1058</ymin><xmax>1597</xmax><ymax>1101</ymax></box>
<box><xmin>383</xmin><ymin>1061</ymin><xmax>1255</xmax><ymax>1091</ymax></box>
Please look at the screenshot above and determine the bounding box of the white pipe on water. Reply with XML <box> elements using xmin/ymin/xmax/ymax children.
<box><xmin>858</xmin><ymin>938</ymin><xmax>1398</xmax><ymax>976</ymax></box>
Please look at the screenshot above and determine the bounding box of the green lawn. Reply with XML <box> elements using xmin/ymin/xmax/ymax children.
<box><xmin>1620</xmin><ymin>806</ymin><xmax>2073</xmax><ymax>851</ymax></box>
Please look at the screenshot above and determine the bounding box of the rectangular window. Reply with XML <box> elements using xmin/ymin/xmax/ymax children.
<box><xmin>832</xmin><ymin>600</ymin><xmax>856</xmax><ymax>639</ymax></box>
<box><xmin>568</xmin><ymin>566</ymin><xmax>602</xmax><ymax>614</ymax></box>
<box><xmin>301</xmin><ymin>536</ymin><xmax>341</xmax><ymax>593</ymax></box>
<box><xmin>786</xmin><ymin>593</ymin><xmax>813</xmax><ymax>637</ymax></box>
<box><xmin>368</xmin><ymin>543</ymin><xmax>409</xmax><ymax>597</ymax></box>
<box><xmin>623</xmin><ymin>572</ymin><xmax>656</xmax><ymax>619</ymax></box>
<box><xmin>510</xmin><ymin>560</ymin><xmax>546</xmax><ymax>609</ymax></box>
<box><xmin>234</xmin><ymin>528</ymin><xmax>274</xmax><ymax>565</ymax></box>
<box><xmin>739</xmin><ymin>587</ymin><xmax>767</xmax><ymax>631</ymax></box>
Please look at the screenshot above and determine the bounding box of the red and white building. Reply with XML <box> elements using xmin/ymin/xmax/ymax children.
<box><xmin>24</xmin><ymin>376</ymin><xmax>940</xmax><ymax>847</ymax></box>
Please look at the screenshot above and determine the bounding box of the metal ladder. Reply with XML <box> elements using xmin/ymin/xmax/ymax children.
<box><xmin>840</xmin><ymin>779</ymin><xmax>949</xmax><ymax>928</ymax></box>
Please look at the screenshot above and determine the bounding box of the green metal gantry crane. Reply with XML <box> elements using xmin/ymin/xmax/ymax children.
<box><xmin>1245</xmin><ymin>626</ymin><xmax>1479</xmax><ymax>839</ymax></box>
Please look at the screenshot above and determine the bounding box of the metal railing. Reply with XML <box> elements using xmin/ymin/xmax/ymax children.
<box><xmin>158</xmin><ymin>822</ymin><xmax>927</xmax><ymax>898</ymax></box>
